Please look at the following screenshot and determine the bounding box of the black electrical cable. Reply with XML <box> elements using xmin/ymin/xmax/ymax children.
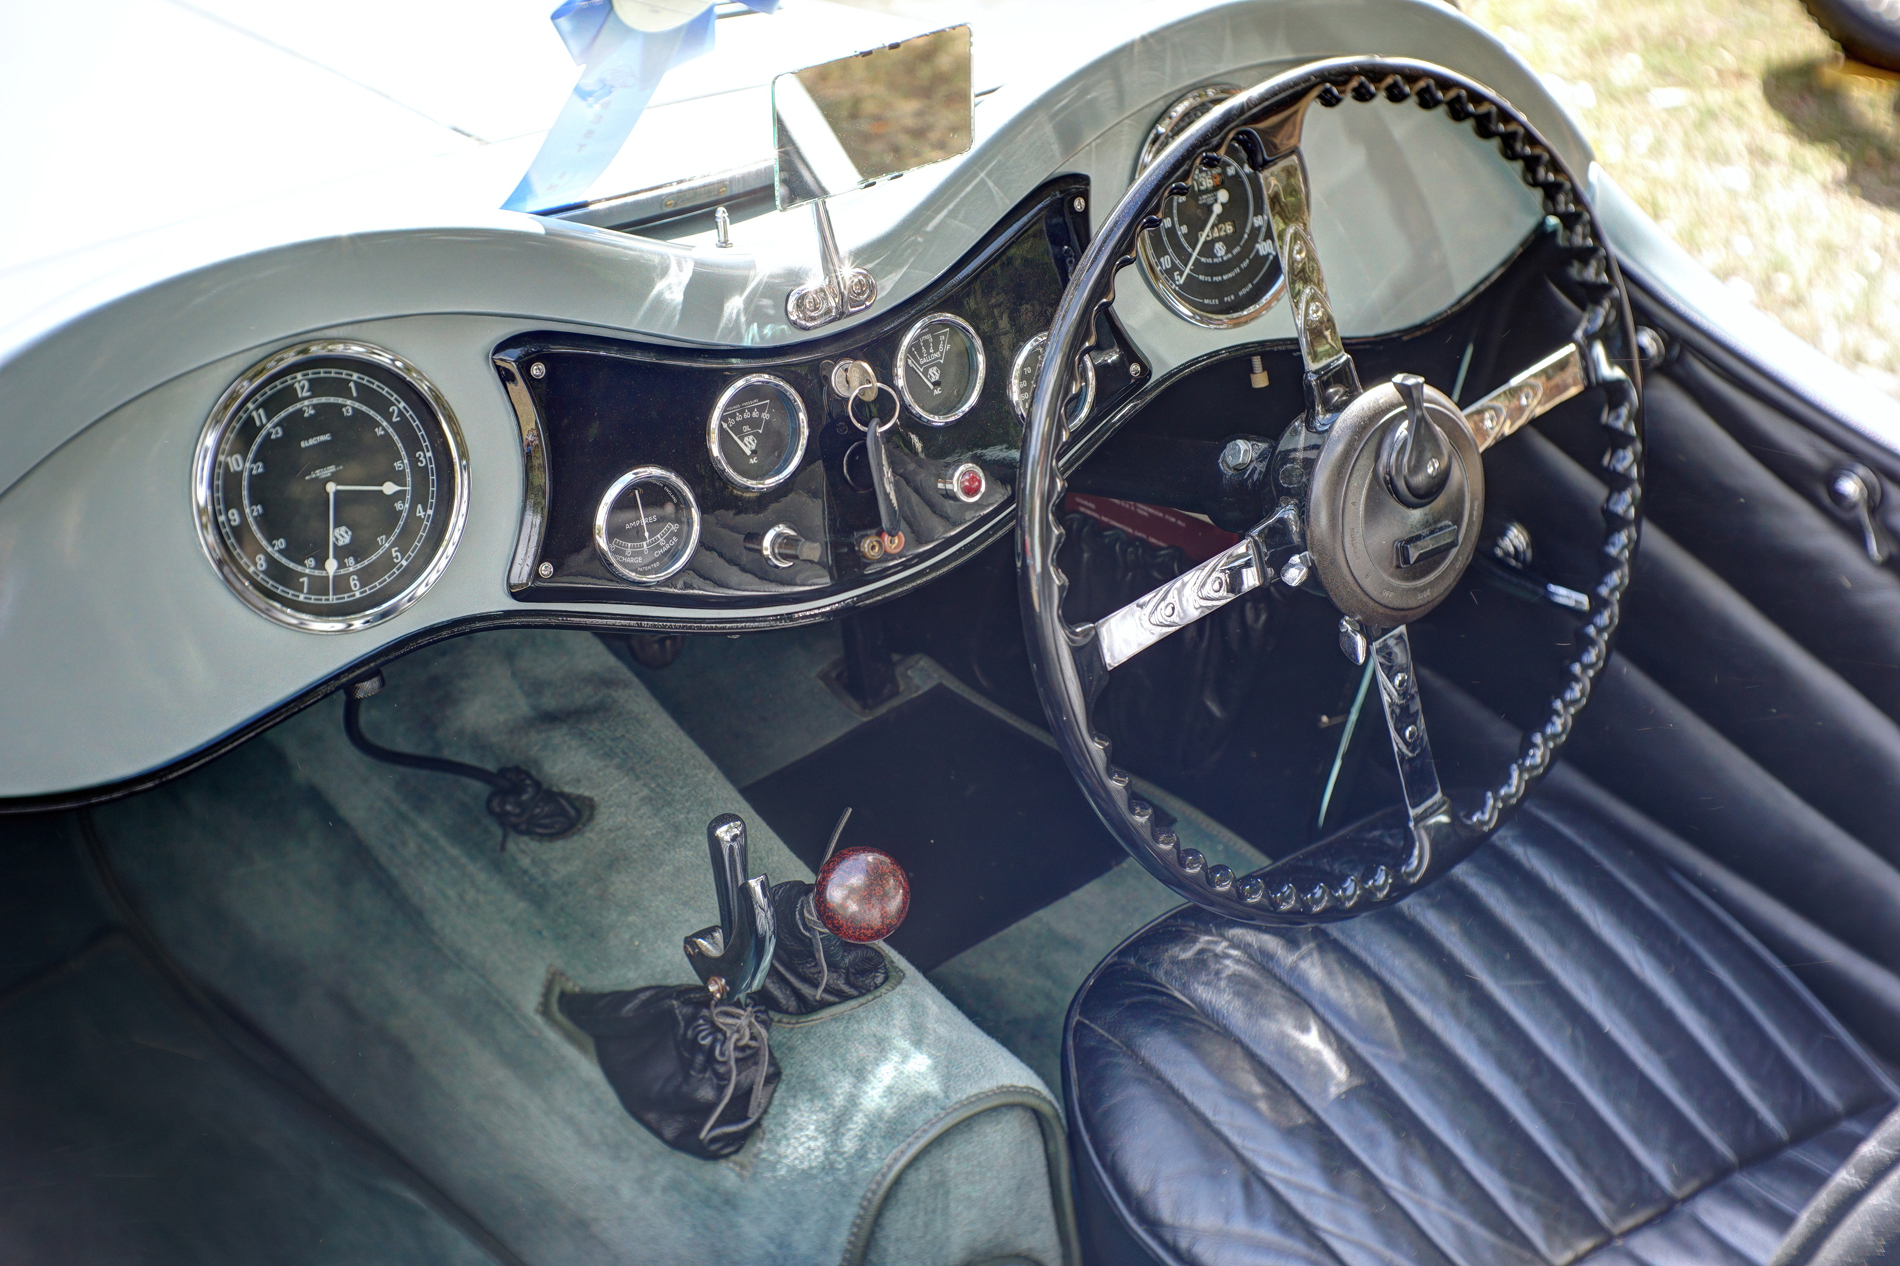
<box><xmin>342</xmin><ymin>672</ymin><xmax>593</xmax><ymax>844</ymax></box>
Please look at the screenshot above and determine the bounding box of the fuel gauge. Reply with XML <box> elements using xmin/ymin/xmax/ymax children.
<box><xmin>896</xmin><ymin>313</ymin><xmax>985</xmax><ymax>424</ymax></box>
<box><xmin>594</xmin><ymin>466</ymin><xmax>700</xmax><ymax>583</ymax></box>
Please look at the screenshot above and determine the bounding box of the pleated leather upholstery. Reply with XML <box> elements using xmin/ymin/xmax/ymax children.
<box><xmin>1064</xmin><ymin>796</ymin><xmax>1896</xmax><ymax>1265</ymax></box>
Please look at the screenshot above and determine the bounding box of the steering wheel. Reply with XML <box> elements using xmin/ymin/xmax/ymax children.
<box><xmin>1018</xmin><ymin>57</ymin><xmax>1643</xmax><ymax>925</ymax></box>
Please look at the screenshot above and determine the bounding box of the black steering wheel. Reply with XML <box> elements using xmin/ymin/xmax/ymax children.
<box><xmin>1018</xmin><ymin>57</ymin><xmax>1643</xmax><ymax>925</ymax></box>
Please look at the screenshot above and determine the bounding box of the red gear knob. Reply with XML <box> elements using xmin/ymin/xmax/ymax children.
<box><xmin>813</xmin><ymin>847</ymin><xmax>911</xmax><ymax>943</ymax></box>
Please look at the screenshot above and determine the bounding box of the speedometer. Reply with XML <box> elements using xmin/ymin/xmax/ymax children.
<box><xmin>192</xmin><ymin>341</ymin><xmax>468</xmax><ymax>633</ymax></box>
<box><xmin>1135</xmin><ymin>85</ymin><xmax>1284</xmax><ymax>328</ymax></box>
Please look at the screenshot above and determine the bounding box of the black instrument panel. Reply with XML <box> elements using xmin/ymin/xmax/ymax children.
<box><xmin>494</xmin><ymin>178</ymin><xmax>1142</xmax><ymax>616</ymax></box>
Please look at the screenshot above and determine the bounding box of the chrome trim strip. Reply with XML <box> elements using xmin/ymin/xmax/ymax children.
<box><xmin>1462</xmin><ymin>342</ymin><xmax>1587</xmax><ymax>450</ymax></box>
<box><xmin>1094</xmin><ymin>536</ymin><xmax>1267</xmax><ymax>669</ymax></box>
<box><xmin>497</xmin><ymin>354</ymin><xmax>551</xmax><ymax>592</ymax></box>
<box><xmin>1260</xmin><ymin>147</ymin><xmax>1346</xmax><ymax>375</ymax></box>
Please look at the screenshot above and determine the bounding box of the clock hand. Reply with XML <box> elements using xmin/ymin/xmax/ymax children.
<box><xmin>1179</xmin><ymin>186</ymin><xmax>1231</xmax><ymax>279</ymax></box>
<box><xmin>325</xmin><ymin>481</ymin><xmax>338</xmax><ymax>595</ymax></box>
<box><xmin>331</xmin><ymin>482</ymin><xmax>407</xmax><ymax>494</ymax></box>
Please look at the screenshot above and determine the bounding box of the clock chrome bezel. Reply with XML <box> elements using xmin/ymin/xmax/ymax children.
<box><xmin>1009</xmin><ymin>331</ymin><xmax>1096</xmax><ymax>425</ymax></box>
<box><xmin>191</xmin><ymin>340</ymin><xmax>470</xmax><ymax>635</ymax></box>
<box><xmin>894</xmin><ymin>312</ymin><xmax>987</xmax><ymax>425</ymax></box>
<box><xmin>594</xmin><ymin>465</ymin><xmax>702</xmax><ymax>584</ymax></box>
<box><xmin>707</xmin><ymin>373</ymin><xmax>809</xmax><ymax>491</ymax></box>
<box><xmin>1134</xmin><ymin>83</ymin><xmax>1286</xmax><ymax>331</ymax></box>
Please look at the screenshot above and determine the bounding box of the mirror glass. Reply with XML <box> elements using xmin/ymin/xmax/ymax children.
<box><xmin>773</xmin><ymin>26</ymin><xmax>973</xmax><ymax>211</ymax></box>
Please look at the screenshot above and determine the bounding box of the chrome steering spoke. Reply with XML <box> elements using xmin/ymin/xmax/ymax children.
<box><xmin>1461</xmin><ymin>342</ymin><xmax>1592</xmax><ymax>450</ymax></box>
<box><xmin>1248</xmin><ymin>107</ymin><xmax>1361</xmax><ymax>410</ymax></box>
<box><xmin>1091</xmin><ymin>505</ymin><xmax>1299</xmax><ymax>670</ymax></box>
<box><xmin>1370</xmin><ymin>625</ymin><xmax>1452</xmax><ymax>880</ymax></box>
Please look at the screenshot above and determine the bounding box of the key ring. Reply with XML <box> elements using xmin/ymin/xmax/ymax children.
<box><xmin>848</xmin><ymin>382</ymin><xmax>903</xmax><ymax>434</ymax></box>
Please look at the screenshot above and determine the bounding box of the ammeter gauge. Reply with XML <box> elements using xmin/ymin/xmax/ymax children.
<box><xmin>594</xmin><ymin>466</ymin><xmax>701</xmax><ymax>583</ymax></box>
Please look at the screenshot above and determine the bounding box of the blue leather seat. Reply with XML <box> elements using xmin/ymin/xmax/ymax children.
<box><xmin>1063</xmin><ymin>794</ymin><xmax>1897</xmax><ymax>1264</ymax></box>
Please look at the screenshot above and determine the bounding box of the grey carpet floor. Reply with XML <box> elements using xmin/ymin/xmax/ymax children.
<box><xmin>615</xmin><ymin>627</ymin><xmax>1269</xmax><ymax>1096</ymax></box>
<box><xmin>0</xmin><ymin>932</ymin><xmax>492</xmax><ymax>1266</ymax></box>
<box><xmin>90</xmin><ymin>629</ymin><xmax>1065</xmax><ymax>1266</ymax></box>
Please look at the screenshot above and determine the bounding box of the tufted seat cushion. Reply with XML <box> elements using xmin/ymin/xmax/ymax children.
<box><xmin>1063</xmin><ymin>794</ymin><xmax>1897</xmax><ymax>1265</ymax></box>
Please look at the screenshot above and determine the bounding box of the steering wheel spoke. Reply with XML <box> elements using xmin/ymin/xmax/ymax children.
<box><xmin>1090</xmin><ymin>504</ymin><xmax>1300</xmax><ymax>670</ymax></box>
<box><xmin>1369</xmin><ymin>625</ymin><xmax>1450</xmax><ymax>873</ymax></box>
<box><xmin>1254</xmin><ymin>151</ymin><xmax>1360</xmax><ymax>408</ymax></box>
<box><xmin>1463</xmin><ymin>341</ymin><xmax>1596</xmax><ymax>450</ymax></box>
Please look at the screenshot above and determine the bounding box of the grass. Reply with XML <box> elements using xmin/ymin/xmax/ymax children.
<box><xmin>1463</xmin><ymin>0</ymin><xmax>1900</xmax><ymax>395</ymax></box>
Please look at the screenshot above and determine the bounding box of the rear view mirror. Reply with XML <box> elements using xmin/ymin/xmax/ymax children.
<box><xmin>773</xmin><ymin>26</ymin><xmax>974</xmax><ymax>211</ymax></box>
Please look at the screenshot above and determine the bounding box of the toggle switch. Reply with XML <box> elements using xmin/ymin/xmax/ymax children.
<box><xmin>748</xmin><ymin>523</ymin><xmax>823</xmax><ymax>569</ymax></box>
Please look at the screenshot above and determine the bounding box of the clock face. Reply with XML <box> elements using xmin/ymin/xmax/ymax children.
<box><xmin>194</xmin><ymin>344</ymin><xmax>467</xmax><ymax>632</ymax></box>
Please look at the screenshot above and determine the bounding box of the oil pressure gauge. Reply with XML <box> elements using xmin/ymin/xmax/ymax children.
<box><xmin>595</xmin><ymin>466</ymin><xmax>700</xmax><ymax>583</ymax></box>
<box><xmin>708</xmin><ymin>374</ymin><xmax>807</xmax><ymax>490</ymax></box>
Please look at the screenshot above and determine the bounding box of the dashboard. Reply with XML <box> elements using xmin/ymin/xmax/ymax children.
<box><xmin>495</xmin><ymin>181</ymin><xmax>1138</xmax><ymax>614</ymax></box>
<box><xmin>0</xmin><ymin>0</ymin><xmax>1614</xmax><ymax>805</ymax></box>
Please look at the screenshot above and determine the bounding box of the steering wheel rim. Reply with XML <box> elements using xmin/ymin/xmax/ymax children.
<box><xmin>1017</xmin><ymin>56</ymin><xmax>1644</xmax><ymax>925</ymax></box>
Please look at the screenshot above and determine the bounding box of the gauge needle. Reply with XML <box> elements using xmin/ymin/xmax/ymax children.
<box><xmin>325</xmin><ymin>481</ymin><xmax>338</xmax><ymax>594</ymax></box>
<box><xmin>634</xmin><ymin>488</ymin><xmax>652</xmax><ymax>546</ymax></box>
<box><xmin>1180</xmin><ymin>187</ymin><xmax>1231</xmax><ymax>278</ymax></box>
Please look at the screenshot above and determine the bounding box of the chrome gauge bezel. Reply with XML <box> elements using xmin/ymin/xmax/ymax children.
<box><xmin>1135</xmin><ymin>83</ymin><xmax>1286</xmax><ymax>330</ymax></box>
<box><xmin>594</xmin><ymin>465</ymin><xmax>702</xmax><ymax>584</ymax></box>
<box><xmin>707</xmin><ymin>373</ymin><xmax>809</xmax><ymax>491</ymax></box>
<box><xmin>1009</xmin><ymin>331</ymin><xmax>1096</xmax><ymax>425</ymax></box>
<box><xmin>191</xmin><ymin>340</ymin><xmax>470</xmax><ymax>634</ymax></box>
<box><xmin>893</xmin><ymin>312</ymin><xmax>987</xmax><ymax>425</ymax></box>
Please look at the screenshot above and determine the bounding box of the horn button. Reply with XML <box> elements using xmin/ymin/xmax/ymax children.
<box><xmin>1305</xmin><ymin>375</ymin><xmax>1484</xmax><ymax>628</ymax></box>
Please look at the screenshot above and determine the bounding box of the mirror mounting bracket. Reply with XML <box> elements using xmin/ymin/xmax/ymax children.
<box><xmin>786</xmin><ymin>200</ymin><xmax>878</xmax><ymax>330</ymax></box>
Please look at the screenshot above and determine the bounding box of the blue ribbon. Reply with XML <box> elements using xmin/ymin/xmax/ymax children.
<box><xmin>505</xmin><ymin>0</ymin><xmax>778</xmax><ymax>214</ymax></box>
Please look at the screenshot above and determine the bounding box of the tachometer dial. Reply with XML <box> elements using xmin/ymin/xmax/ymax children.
<box><xmin>1135</xmin><ymin>85</ymin><xmax>1284</xmax><ymax>328</ymax></box>
<box><xmin>595</xmin><ymin>466</ymin><xmax>700</xmax><ymax>583</ymax></box>
<box><xmin>895</xmin><ymin>313</ymin><xmax>985</xmax><ymax>424</ymax></box>
<box><xmin>709</xmin><ymin>374</ymin><xmax>807</xmax><ymax>490</ymax></box>
<box><xmin>192</xmin><ymin>342</ymin><xmax>468</xmax><ymax>633</ymax></box>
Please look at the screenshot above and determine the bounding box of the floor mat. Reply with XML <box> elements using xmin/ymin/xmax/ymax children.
<box><xmin>741</xmin><ymin>685</ymin><xmax>1129</xmax><ymax>971</ymax></box>
<box><xmin>0</xmin><ymin>933</ymin><xmax>491</xmax><ymax>1266</ymax></box>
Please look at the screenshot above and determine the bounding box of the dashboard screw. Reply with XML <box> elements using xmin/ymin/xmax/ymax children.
<box><xmin>1129</xmin><ymin>361</ymin><xmax>1143</xmax><ymax>379</ymax></box>
<box><xmin>529</xmin><ymin>362</ymin><xmax>546</xmax><ymax>379</ymax></box>
<box><xmin>537</xmin><ymin>561</ymin><xmax>554</xmax><ymax>579</ymax></box>
<box><xmin>1072</xmin><ymin>196</ymin><xmax>1086</xmax><ymax>213</ymax></box>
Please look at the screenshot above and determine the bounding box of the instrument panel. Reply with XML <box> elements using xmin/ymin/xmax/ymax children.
<box><xmin>494</xmin><ymin>179</ymin><xmax>1141</xmax><ymax>614</ymax></box>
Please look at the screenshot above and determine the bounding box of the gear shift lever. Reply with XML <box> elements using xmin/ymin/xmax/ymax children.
<box><xmin>683</xmin><ymin>814</ymin><xmax>778</xmax><ymax>1002</ymax></box>
<box><xmin>556</xmin><ymin>812</ymin><xmax>784</xmax><ymax>1160</ymax></box>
